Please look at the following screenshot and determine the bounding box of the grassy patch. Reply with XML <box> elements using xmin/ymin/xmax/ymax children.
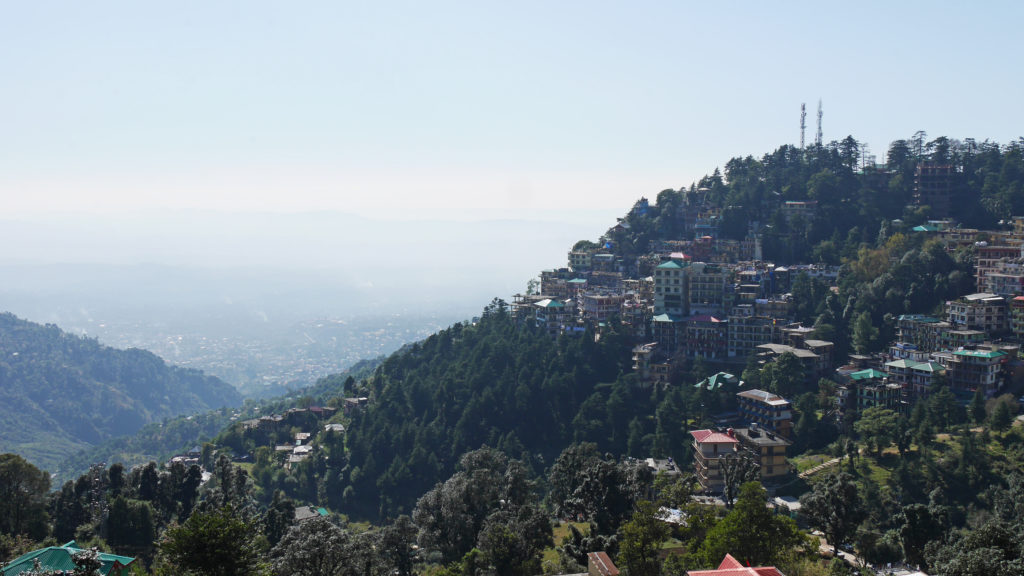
<box><xmin>791</xmin><ymin>453</ymin><xmax>832</xmax><ymax>473</ymax></box>
<box><xmin>542</xmin><ymin>521</ymin><xmax>589</xmax><ymax>567</ymax></box>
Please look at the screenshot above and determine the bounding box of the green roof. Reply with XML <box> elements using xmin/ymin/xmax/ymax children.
<box><xmin>567</xmin><ymin>278</ymin><xmax>588</xmax><ymax>284</ymax></box>
<box><xmin>534</xmin><ymin>299</ymin><xmax>564</xmax><ymax>308</ymax></box>
<box><xmin>2</xmin><ymin>542</ymin><xmax>135</xmax><ymax>576</ymax></box>
<box><xmin>953</xmin><ymin>349</ymin><xmax>1008</xmax><ymax>359</ymax></box>
<box><xmin>850</xmin><ymin>369</ymin><xmax>888</xmax><ymax>381</ymax></box>
<box><xmin>885</xmin><ymin>359</ymin><xmax>916</xmax><ymax>369</ymax></box>
<box><xmin>912</xmin><ymin>224</ymin><xmax>941</xmax><ymax>232</ymax></box>
<box><xmin>912</xmin><ymin>362</ymin><xmax>945</xmax><ymax>372</ymax></box>
<box><xmin>696</xmin><ymin>371</ymin><xmax>738</xmax><ymax>390</ymax></box>
<box><xmin>656</xmin><ymin>260</ymin><xmax>687</xmax><ymax>269</ymax></box>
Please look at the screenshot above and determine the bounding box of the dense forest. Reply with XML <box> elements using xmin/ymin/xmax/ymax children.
<box><xmin>0</xmin><ymin>313</ymin><xmax>241</xmax><ymax>472</ymax></box>
<box><xmin>3</xmin><ymin>135</ymin><xmax>1024</xmax><ymax>576</ymax></box>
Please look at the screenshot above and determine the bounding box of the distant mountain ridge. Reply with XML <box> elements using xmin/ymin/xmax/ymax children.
<box><xmin>0</xmin><ymin>312</ymin><xmax>241</xmax><ymax>472</ymax></box>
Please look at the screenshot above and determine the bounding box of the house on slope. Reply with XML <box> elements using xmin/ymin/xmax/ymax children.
<box><xmin>686</xmin><ymin>553</ymin><xmax>784</xmax><ymax>576</ymax></box>
<box><xmin>1</xmin><ymin>541</ymin><xmax>135</xmax><ymax>576</ymax></box>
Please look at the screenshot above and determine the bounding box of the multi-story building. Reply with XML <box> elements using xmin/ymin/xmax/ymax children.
<box><xmin>846</xmin><ymin>369</ymin><xmax>903</xmax><ymax>412</ymax></box>
<box><xmin>653</xmin><ymin>260</ymin><xmax>688</xmax><ymax>318</ymax></box>
<box><xmin>687</xmin><ymin>263</ymin><xmax>734</xmax><ymax>316</ymax></box>
<box><xmin>736</xmin><ymin>389</ymin><xmax>793</xmax><ymax>437</ymax></box>
<box><xmin>914</xmin><ymin>162</ymin><xmax>954</xmax><ymax>218</ymax></box>
<box><xmin>532</xmin><ymin>298</ymin><xmax>574</xmax><ymax>337</ymax></box>
<box><xmin>1011</xmin><ymin>296</ymin><xmax>1024</xmax><ymax>341</ymax></box>
<box><xmin>734</xmin><ymin>426</ymin><xmax>790</xmax><ymax>482</ymax></box>
<box><xmin>947</xmin><ymin>348</ymin><xmax>1008</xmax><ymax>396</ymax></box>
<box><xmin>755</xmin><ymin>343</ymin><xmax>827</xmax><ymax>380</ymax></box>
<box><xmin>884</xmin><ymin>359</ymin><xmax>946</xmax><ymax>399</ymax></box>
<box><xmin>975</xmin><ymin>244</ymin><xmax>1023</xmax><ymax>293</ymax></box>
<box><xmin>727</xmin><ymin>315</ymin><xmax>781</xmax><ymax>360</ymax></box>
<box><xmin>897</xmin><ymin>314</ymin><xmax>951</xmax><ymax>352</ymax></box>
<box><xmin>946</xmin><ymin>293</ymin><xmax>1008</xmax><ymax>335</ymax></box>
<box><xmin>580</xmin><ymin>292</ymin><xmax>625</xmax><ymax>323</ymax></box>
<box><xmin>631</xmin><ymin>342</ymin><xmax>657</xmax><ymax>380</ymax></box>
<box><xmin>978</xmin><ymin>258</ymin><xmax>1024</xmax><ymax>297</ymax></box>
<box><xmin>942</xmin><ymin>329</ymin><xmax>985</xmax><ymax>350</ymax></box>
<box><xmin>690</xmin><ymin>429</ymin><xmax>739</xmax><ymax>493</ymax></box>
<box><xmin>568</xmin><ymin>251</ymin><xmax>593</xmax><ymax>271</ymax></box>
<box><xmin>682</xmin><ymin>315</ymin><xmax>728</xmax><ymax>360</ymax></box>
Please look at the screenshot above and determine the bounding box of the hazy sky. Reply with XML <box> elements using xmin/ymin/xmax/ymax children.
<box><xmin>2</xmin><ymin>1</ymin><xmax>1022</xmax><ymax>221</ymax></box>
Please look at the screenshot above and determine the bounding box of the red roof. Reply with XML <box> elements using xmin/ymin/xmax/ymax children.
<box><xmin>687</xmin><ymin>554</ymin><xmax>784</xmax><ymax>576</ymax></box>
<box><xmin>587</xmin><ymin>551</ymin><xmax>620</xmax><ymax>576</ymax></box>
<box><xmin>689</xmin><ymin>429</ymin><xmax>739</xmax><ymax>444</ymax></box>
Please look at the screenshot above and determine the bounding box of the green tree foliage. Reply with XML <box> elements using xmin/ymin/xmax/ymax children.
<box><xmin>853</xmin><ymin>407</ymin><xmax>899</xmax><ymax>457</ymax></box>
<box><xmin>989</xmin><ymin>400</ymin><xmax>1014</xmax><ymax>432</ymax></box>
<box><xmin>340</xmin><ymin>309</ymin><xmax>636</xmax><ymax>518</ymax></box>
<box><xmin>925</xmin><ymin>519</ymin><xmax>1024</xmax><ymax>576</ymax></box>
<box><xmin>412</xmin><ymin>448</ymin><xmax>543</xmax><ymax>564</ymax></box>
<box><xmin>617</xmin><ymin>500</ymin><xmax>669</xmax><ymax>576</ymax></box>
<box><xmin>158</xmin><ymin>505</ymin><xmax>268</xmax><ymax>576</ymax></box>
<box><xmin>799</xmin><ymin>472</ymin><xmax>865</xmax><ymax>554</ymax></box>
<box><xmin>698</xmin><ymin>482</ymin><xmax>804</xmax><ymax>568</ymax></box>
<box><xmin>0</xmin><ymin>454</ymin><xmax>50</xmax><ymax>541</ymax></box>
<box><xmin>0</xmin><ymin>313</ymin><xmax>241</xmax><ymax>472</ymax></box>
<box><xmin>268</xmin><ymin>516</ymin><xmax>356</xmax><ymax>576</ymax></box>
<box><xmin>547</xmin><ymin>443</ymin><xmax>652</xmax><ymax>534</ymax></box>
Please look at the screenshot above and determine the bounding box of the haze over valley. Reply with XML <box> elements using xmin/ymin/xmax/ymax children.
<box><xmin>0</xmin><ymin>209</ymin><xmax>614</xmax><ymax>395</ymax></box>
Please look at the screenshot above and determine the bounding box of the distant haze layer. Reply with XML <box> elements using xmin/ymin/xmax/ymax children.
<box><xmin>0</xmin><ymin>208</ymin><xmax>616</xmax><ymax>329</ymax></box>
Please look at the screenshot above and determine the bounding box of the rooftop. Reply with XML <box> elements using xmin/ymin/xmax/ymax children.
<box><xmin>690</xmin><ymin>429</ymin><xmax>739</xmax><ymax>444</ymax></box>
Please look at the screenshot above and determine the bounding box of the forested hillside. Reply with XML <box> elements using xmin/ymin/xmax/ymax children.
<box><xmin>0</xmin><ymin>312</ymin><xmax>241</xmax><ymax>471</ymax></box>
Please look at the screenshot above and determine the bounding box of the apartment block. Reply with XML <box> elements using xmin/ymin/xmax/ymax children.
<box><xmin>946</xmin><ymin>293</ymin><xmax>1008</xmax><ymax>335</ymax></box>
<box><xmin>690</xmin><ymin>429</ymin><xmax>739</xmax><ymax>493</ymax></box>
<box><xmin>736</xmin><ymin>389</ymin><xmax>793</xmax><ymax>437</ymax></box>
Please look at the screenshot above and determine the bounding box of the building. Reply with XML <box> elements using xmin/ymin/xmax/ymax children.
<box><xmin>690</xmin><ymin>429</ymin><xmax>739</xmax><ymax>493</ymax></box>
<box><xmin>847</xmin><ymin>369</ymin><xmax>903</xmax><ymax>412</ymax></box>
<box><xmin>632</xmin><ymin>342</ymin><xmax>658</xmax><ymax>380</ymax></box>
<box><xmin>683</xmin><ymin>315</ymin><xmax>728</xmax><ymax>359</ymax></box>
<box><xmin>975</xmin><ymin>244</ymin><xmax>1023</xmax><ymax>293</ymax></box>
<box><xmin>580</xmin><ymin>291</ymin><xmax>625</xmax><ymax>323</ymax></box>
<box><xmin>687</xmin><ymin>263</ymin><xmax>734</xmax><ymax>316</ymax></box>
<box><xmin>533</xmin><ymin>298</ymin><xmax>575</xmax><ymax>337</ymax></box>
<box><xmin>946</xmin><ymin>293</ymin><xmax>1008</xmax><ymax>335</ymax></box>
<box><xmin>897</xmin><ymin>315</ymin><xmax>951</xmax><ymax>352</ymax></box>
<box><xmin>1011</xmin><ymin>296</ymin><xmax>1024</xmax><ymax>341</ymax></box>
<box><xmin>885</xmin><ymin>359</ymin><xmax>946</xmax><ymax>399</ymax></box>
<box><xmin>568</xmin><ymin>250</ymin><xmax>593</xmax><ymax>271</ymax></box>
<box><xmin>734</xmin><ymin>426</ymin><xmax>790</xmax><ymax>482</ymax></box>
<box><xmin>727</xmin><ymin>315</ymin><xmax>781</xmax><ymax>360</ymax></box>
<box><xmin>947</xmin><ymin>348</ymin><xmax>1008</xmax><ymax>396</ymax></box>
<box><xmin>687</xmin><ymin>554</ymin><xmax>784</xmax><ymax>576</ymax></box>
<box><xmin>587</xmin><ymin>551</ymin><xmax>620</xmax><ymax>576</ymax></box>
<box><xmin>654</xmin><ymin>260</ymin><xmax>689</xmax><ymax>317</ymax></box>
<box><xmin>736</xmin><ymin>389</ymin><xmax>793</xmax><ymax>437</ymax></box>
<box><xmin>755</xmin><ymin>343</ymin><xmax>826</xmax><ymax>380</ymax></box>
<box><xmin>2</xmin><ymin>541</ymin><xmax>135</xmax><ymax>576</ymax></box>
<box><xmin>914</xmin><ymin>162</ymin><xmax>954</xmax><ymax>218</ymax></box>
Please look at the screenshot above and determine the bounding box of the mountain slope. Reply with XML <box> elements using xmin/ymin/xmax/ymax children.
<box><xmin>0</xmin><ymin>312</ymin><xmax>241</xmax><ymax>471</ymax></box>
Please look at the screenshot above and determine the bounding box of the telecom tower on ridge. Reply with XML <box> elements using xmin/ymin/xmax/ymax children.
<box><xmin>815</xmin><ymin>99</ymin><xmax>823</xmax><ymax>146</ymax></box>
<box><xmin>800</xmin><ymin>103</ymin><xmax>806</xmax><ymax>148</ymax></box>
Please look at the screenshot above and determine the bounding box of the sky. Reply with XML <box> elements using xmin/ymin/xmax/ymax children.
<box><xmin>2</xmin><ymin>1</ymin><xmax>1023</xmax><ymax>223</ymax></box>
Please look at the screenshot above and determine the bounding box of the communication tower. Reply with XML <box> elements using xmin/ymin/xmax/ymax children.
<box><xmin>800</xmin><ymin>103</ymin><xmax>806</xmax><ymax>149</ymax></box>
<box><xmin>815</xmin><ymin>99</ymin><xmax>823</xmax><ymax>146</ymax></box>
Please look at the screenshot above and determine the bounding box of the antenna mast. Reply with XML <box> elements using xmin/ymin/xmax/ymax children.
<box><xmin>815</xmin><ymin>99</ymin><xmax>823</xmax><ymax>146</ymax></box>
<box><xmin>800</xmin><ymin>103</ymin><xmax>806</xmax><ymax>148</ymax></box>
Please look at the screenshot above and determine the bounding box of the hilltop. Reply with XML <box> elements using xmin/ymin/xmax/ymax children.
<box><xmin>0</xmin><ymin>312</ymin><xmax>241</xmax><ymax>472</ymax></box>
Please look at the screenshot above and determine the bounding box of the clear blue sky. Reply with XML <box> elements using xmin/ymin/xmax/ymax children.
<box><xmin>2</xmin><ymin>1</ymin><xmax>1021</xmax><ymax>221</ymax></box>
